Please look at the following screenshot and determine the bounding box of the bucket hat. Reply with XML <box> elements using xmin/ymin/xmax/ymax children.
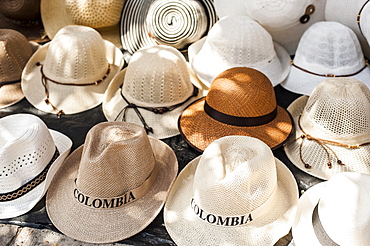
<box><xmin>284</xmin><ymin>77</ymin><xmax>370</xmax><ymax>180</ymax></box>
<box><xmin>21</xmin><ymin>25</ymin><xmax>124</xmax><ymax>117</ymax></box>
<box><xmin>179</xmin><ymin>67</ymin><xmax>293</xmax><ymax>152</ymax></box>
<box><xmin>281</xmin><ymin>21</ymin><xmax>370</xmax><ymax>95</ymax></box>
<box><xmin>103</xmin><ymin>45</ymin><xmax>204</xmax><ymax>139</ymax></box>
<box><xmin>164</xmin><ymin>135</ymin><xmax>299</xmax><ymax>246</ymax></box>
<box><xmin>46</xmin><ymin>121</ymin><xmax>178</xmax><ymax>243</ymax></box>
<box><xmin>292</xmin><ymin>172</ymin><xmax>370</xmax><ymax>246</ymax></box>
<box><xmin>0</xmin><ymin>113</ymin><xmax>72</xmax><ymax>219</ymax></box>
<box><xmin>120</xmin><ymin>0</ymin><xmax>217</xmax><ymax>55</ymax></box>
<box><xmin>188</xmin><ymin>15</ymin><xmax>291</xmax><ymax>87</ymax></box>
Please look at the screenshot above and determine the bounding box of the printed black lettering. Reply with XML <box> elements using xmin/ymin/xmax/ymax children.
<box><xmin>231</xmin><ymin>217</ymin><xmax>240</xmax><ymax>226</ymax></box>
<box><xmin>217</xmin><ymin>216</ymin><xmax>230</xmax><ymax>226</ymax></box>
<box><xmin>206</xmin><ymin>214</ymin><xmax>216</xmax><ymax>224</ymax></box>
<box><xmin>116</xmin><ymin>197</ymin><xmax>123</xmax><ymax>207</ymax></box>
<box><xmin>103</xmin><ymin>199</ymin><xmax>114</xmax><ymax>208</ymax></box>
<box><xmin>92</xmin><ymin>199</ymin><xmax>102</xmax><ymax>208</ymax></box>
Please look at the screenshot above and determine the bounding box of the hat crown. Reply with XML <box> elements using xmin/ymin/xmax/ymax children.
<box><xmin>0</xmin><ymin>0</ymin><xmax>40</xmax><ymax>21</ymax></box>
<box><xmin>76</xmin><ymin>122</ymin><xmax>157</xmax><ymax>198</ymax></box>
<box><xmin>0</xmin><ymin>114</ymin><xmax>55</xmax><ymax>193</ymax></box>
<box><xmin>360</xmin><ymin>3</ymin><xmax>370</xmax><ymax>44</ymax></box>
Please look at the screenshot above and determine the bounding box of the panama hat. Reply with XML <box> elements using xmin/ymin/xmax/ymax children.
<box><xmin>179</xmin><ymin>67</ymin><xmax>293</xmax><ymax>152</ymax></box>
<box><xmin>284</xmin><ymin>77</ymin><xmax>370</xmax><ymax>180</ymax></box>
<box><xmin>0</xmin><ymin>113</ymin><xmax>72</xmax><ymax>219</ymax></box>
<box><xmin>120</xmin><ymin>0</ymin><xmax>217</xmax><ymax>55</ymax></box>
<box><xmin>46</xmin><ymin>121</ymin><xmax>177</xmax><ymax>243</ymax></box>
<box><xmin>21</xmin><ymin>25</ymin><xmax>124</xmax><ymax>116</ymax></box>
<box><xmin>164</xmin><ymin>135</ymin><xmax>299</xmax><ymax>245</ymax></box>
<box><xmin>188</xmin><ymin>15</ymin><xmax>291</xmax><ymax>87</ymax></box>
<box><xmin>281</xmin><ymin>21</ymin><xmax>370</xmax><ymax>95</ymax></box>
<box><xmin>103</xmin><ymin>45</ymin><xmax>204</xmax><ymax>139</ymax></box>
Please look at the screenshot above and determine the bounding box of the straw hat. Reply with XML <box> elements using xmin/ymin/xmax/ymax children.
<box><xmin>281</xmin><ymin>21</ymin><xmax>370</xmax><ymax>95</ymax></box>
<box><xmin>179</xmin><ymin>67</ymin><xmax>293</xmax><ymax>152</ymax></box>
<box><xmin>284</xmin><ymin>77</ymin><xmax>370</xmax><ymax>180</ymax></box>
<box><xmin>292</xmin><ymin>172</ymin><xmax>370</xmax><ymax>245</ymax></box>
<box><xmin>188</xmin><ymin>15</ymin><xmax>291</xmax><ymax>87</ymax></box>
<box><xmin>0</xmin><ymin>113</ymin><xmax>72</xmax><ymax>219</ymax></box>
<box><xmin>40</xmin><ymin>0</ymin><xmax>125</xmax><ymax>47</ymax></box>
<box><xmin>103</xmin><ymin>45</ymin><xmax>204</xmax><ymax>139</ymax></box>
<box><xmin>21</xmin><ymin>25</ymin><xmax>124</xmax><ymax>116</ymax></box>
<box><xmin>164</xmin><ymin>135</ymin><xmax>299</xmax><ymax>246</ymax></box>
<box><xmin>46</xmin><ymin>121</ymin><xmax>177</xmax><ymax>243</ymax></box>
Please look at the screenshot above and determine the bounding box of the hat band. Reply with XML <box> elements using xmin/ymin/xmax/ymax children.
<box><xmin>204</xmin><ymin>101</ymin><xmax>278</xmax><ymax>127</ymax></box>
<box><xmin>73</xmin><ymin>163</ymin><xmax>158</xmax><ymax>209</ymax></box>
<box><xmin>312</xmin><ymin>204</ymin><xmax>340</xmax><ymax>246</ymax></box>
<box><xmin>0</xmin><ymin>147</ymin><xmax>59</xmax><ymax>202</ymax></box>
<box><xmin>0</xmin><ymin>79</ymin><xmax>20</xmax><ymax>87</ymax></box>
<box><xmin>357</xmin><ymin>0</ymin><xmax>370</xmax><ymax>37</ymax></box>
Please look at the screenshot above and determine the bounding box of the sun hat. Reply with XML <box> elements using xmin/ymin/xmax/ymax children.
<box><xmin>164</xmin><ymin>135</ymin><xmax>299</xmax><ymax>245</ymax></box>
<box><xmin>281</xmin><ymin>21</ymin><xmax>370</xmax><ymax>95</ymax></box>
<box><xmin>46</xmin><ymin>121</ymin><xmax>177</xmax><ymax>243</ymax></box>
<box><xmin>284</xmin><ymin>77</ymin><xmax>370</xmax><ymax>180</ymax></box>
<box><xmin>179</xmin><ymin>67</ymin><xmax>294</xmax><ymax>152</ymax></box>
<box><xmin>21</xmin><ymin>25</ymin><xmax>124</xmax><ymax>117</ymax></box>
<box><xmin>120</xmin><ymin>0</ymin><xmax>217</xmax><ymax>55</ymax></box>
<box><xmin>0</xmin><ymin>113</ymin><xmax>72</xmax><ymax>219</ymax></box>
<box><xmin>188</xmin><ymin>15</ymin><xmax>291</xmax><ymax>87</ymax></box>
<box><xmin>292</xmin><ymin>172</ymin><xmax>370</xmax><ymax>245</ymax></box>
<box><xmin>40</xmin><ymin>0</ymin><xmax>125</xmax><ymax>47</ymax></box>
<box><xmin>103</xmin><ymin>45</ymin><xmax>204</xmax><ymax>139</ymax></box>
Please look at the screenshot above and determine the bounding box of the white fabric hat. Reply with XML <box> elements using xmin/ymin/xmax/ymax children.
<box><xmin>164</xmin><ymin>135</ymin><xmax>298</xmax><ymax>245</ymax></box>
<box><xmin>188</xmin><ymin>15</ymin><xmax>291</xmax><ymax>87</ymax></box>
<box><xmin>292</xmin><ymin>172</ymin><xmax>370</xmax><ymax>246</ymax></box>
<box><xmin>21</xmin><ymin>25</ymin><xmax>124</xmax><ymax>116</ymax></box>
<box><xmin>0</xmin><ymin>113</ymin><xmax>72</xmax><ymax>219</ymax></box>
<box><xmin>284</xmin><ymin>77</ymin><xmax>370</xmax><ymax>180</ymax></box>
<box><xmin>281</xmin><ymin>21</ymin><xmax>370</xmax><ymax>95</ymax></box>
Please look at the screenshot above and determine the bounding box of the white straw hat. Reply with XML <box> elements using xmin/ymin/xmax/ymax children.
<box><xmin>281</xmin><ymin>21</ymin><xmax>370</xmax><ymax>95</ymax></box>
<box><xmin>188</xmin><ymin>15</ymin><xmax>291</xmax><ymax>87</ymax></box>
<box><xmin>292</xmin><ymin>172</ymin><xmax>370</xmax><ymax>246</ymax></box>
<box><xmin>284</xmin><ymin>77</ymin><xmax>370</xmax><ymax>180</ymax></box>
<box><xmin>21</xmin><ymin>25</ymin><xmax>124</xmax><ymax>116</ymax></box>
<box><xmin>164</xmin><ymin>135</ymin><xmax>298</xmax><ymax>245</ymax></box>
<box><xmin>0</xmin><ymin>113</ymin><xmax>72</xmax><ymax>219</ymax></box>
<box><xmin>103</xmin><ymin>45</ymin><xmax>203</xmax><ymax>139</ymax></box>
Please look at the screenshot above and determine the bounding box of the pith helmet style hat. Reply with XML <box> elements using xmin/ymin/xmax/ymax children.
<box><xmin>164</xmin><ymin>135</ymin><xmax>299</xmax><ymax>246</ymax></box>
<box><xmin>0</xmin><ymin>113</ymin><xmax>72</xmax><ymax>219</ymax></box>
<box><xmin>284</xmin><ymin>77</ymin><xmax>370</xmax><ymax>180</ymax></box>
<box><xmin>120</xmin><ymin>0</ymin><xmax>217</xmax><ymax>55</ymax></box>
<box><xmin>281</xmin><ymin>21</ymin><xmax>370</xmax><ymax>95</ymax></box>
<box><xmin>103</xmin><ymin>45</ymin><xmax>203</xmax><ymax>139</ymax></box>
<box><xmin>188</xmin><ymin>15</ymin><xmax>291</xmax><ymax>87</ymax></box>
<box><xmin>22</xmin><ymin>25</ymin><xmax>124</xmax><ymax>116</ymax></box>
<box><xmin>292</xmin><ymin>172</ymin><xmax>370</xmax><ymax>246</ymax></box>
<box><xmin>46</xmin><ymin>121</ymin><xmax>178</xmax><ymax>243</ymax></box>
<box><xmin>179</xmin><ymin>67</ymin><xmax>293</xmax><ymax>152</ymax></box>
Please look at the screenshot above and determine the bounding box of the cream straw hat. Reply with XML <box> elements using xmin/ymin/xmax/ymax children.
<box><xmin>21</xmin><ymin>25</ymin><xmax>124</xmax><ymax>117</ymax></box>
<box><xmin>164</xmin><ymin>135</ymin><xmax>298</xmax><ymax>246</ymax></box>
<box><xmin>0</xmin><ymin>113</ymin><xmax>72</xmax><ymax>219</ymax></box>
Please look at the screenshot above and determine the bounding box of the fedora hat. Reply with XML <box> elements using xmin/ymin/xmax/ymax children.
<box><xmin>21</xmin><ymin>25</ymin><xmax>124</xmax><ymax>116</ymax></box>
<box><xmin>284</xmin><ymin>77</ymin><xmax>370</xmax><ymax>180</ymax></box>
<box><xmin>292</xmin><ymin>172</ymin><xmax>370</xmax><ymax>245</ymax></box>
<box><xmin>281</xmin><ymin>21</ymin><xmax>370</xmax><ymax>95</ymax></box>
<box><xmin>120</xmin><ymin>0</ymin><xmax>217</xmax><ymax>55</ymax></box>
<box><xmin>188</xmin><ymin>15</ymin><xmax>291</xmax><ymax>87</ymax></box>
<box><xmin>46</xmin><ymin>121</ymin><xmax>178</xmax><ymax>243</ymax></box>
<box><xmin>103</xmin><ymin>45</ymin><xmax>204</xmax><ymax>139</ymax></box>
<box><xmin>0</xmin><ymin>113</ymin><xmax>72</xmax><ymax>219</ymax></box>
<box><xmin>164</xmin><ymin>135</ymin><xmax>299</xmax><ymax>245</ymax></box>
<box><xmin>178</xmin><ymin>67</ymin><xmax>293</xmax><ymax>152</ymax></box>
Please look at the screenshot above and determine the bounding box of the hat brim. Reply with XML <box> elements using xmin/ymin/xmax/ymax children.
<box><xmin>164</xmin><ymin>155</ymin><xmax>298</xmax><ymax>245</ymax></box>
<box><xmin>0</xmin><ymin>129</ymin><xmax>72</xmax><ymax>219</ymax></box>
<box><xmin>46</xmin><ymin>136</ymin><xmax>178</xmax><ymax>243</ymax></box>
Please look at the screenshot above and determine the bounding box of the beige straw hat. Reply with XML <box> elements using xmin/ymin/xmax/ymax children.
<box><xmin>179</xmin><ymin>67</ymin><xmax>293</xmax><ymax>152</ymax></box>
<box><xmin>21</xmin><ymin>25</ymin><xmax>124</xmax><ymax>116</ymax></box>
<box><xmin>164</xmin><ymin>135</ymin><xmax>298</xmax><ymax>245</ymax></box>
<box><xmin>0</xmin><ymin>113</ymin><xmax>72</xmax><ymax>219</ymax></box>
<box><xmin>284</xmin><ymin>77</ymin><xmax>370</xmax><ymax>180</ymax></box>
<box><xmin>46</xmin><ymin>121</ymin><xmax>178</xmax><ymax>243</ymax></box>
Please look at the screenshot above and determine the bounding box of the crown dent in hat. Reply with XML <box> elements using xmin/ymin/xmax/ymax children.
<box><xmin>0</xmin><ymin>0</ymin><xmax>40</xmax><ymax>21</ymax></box>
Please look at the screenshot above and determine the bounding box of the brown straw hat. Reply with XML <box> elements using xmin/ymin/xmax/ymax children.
<box><xmin>46</xmin><ymin>121</ymin><xmax>178</xmax><ymax>243</ymax></box>
<box><xmin>178</xmin><ymin>67</ymin><xmax>293</xmax><ymax>152</ymax></box>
